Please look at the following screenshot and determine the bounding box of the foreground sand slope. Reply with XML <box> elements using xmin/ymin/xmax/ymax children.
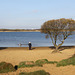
<box><xmin>0</xmin><ymin>47</ymin><xmax>75</xmax><ymax>75</ymax></box>
<box><xmin>1</xmin><ymin>64</ymin><xmax>75</xmax><ymax>75</ymax></box>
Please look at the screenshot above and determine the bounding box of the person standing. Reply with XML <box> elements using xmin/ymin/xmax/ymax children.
<box><xmin>28</xmin><ymin>42</ymin><xmax>32</xmax><ymax>50</ymax></box>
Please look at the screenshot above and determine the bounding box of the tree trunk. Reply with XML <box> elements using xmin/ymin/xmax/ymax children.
<box><xmin>55</xmin><ymin>40</ymin><xmax>64</xmax><ymax>51</ymax></box>
<box><xmin>56</xmin><ymin>46</ymin><xmax>59</xmax><ymax>50</ymax></box>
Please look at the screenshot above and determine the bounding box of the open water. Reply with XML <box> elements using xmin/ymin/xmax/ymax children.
<box><xmin>0</xmin><ymin>32</ymin><xmax>75</xmax><ymax>47</ymax></box>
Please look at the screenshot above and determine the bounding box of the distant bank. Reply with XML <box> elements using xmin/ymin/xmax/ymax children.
<box><xmin>0</xmin><ymin>29</ymin><xmax>75</xmax><ymax>32</ymax></box>
<box><xmin>0</xmin><ymin>29</ymin><xmax>41</xmax><ymax>32</ymax></box>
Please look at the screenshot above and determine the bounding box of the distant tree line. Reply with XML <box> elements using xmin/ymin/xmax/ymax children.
<box><xmin>0</xmin><ymin>29</ymin><xmax>41</xmax><ymax>32</ymax></box>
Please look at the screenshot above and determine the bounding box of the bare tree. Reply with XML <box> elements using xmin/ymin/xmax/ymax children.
<box><xmin>41</xmin><ymin>18</ymin><xmax>75</xmax><ymax>51</ymax></box>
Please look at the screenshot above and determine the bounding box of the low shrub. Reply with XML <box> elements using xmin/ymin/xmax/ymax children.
<box><xmin>48</xmin><ymin>61</ymin><xmax>58</xmax><ymax>64</ymax></box>
<box><xmin>35</xmin><ymin>59</ymin><xmax>49</xmax><ymax>65</ymax></box>
<box><xmin>0</xmin><ymin>62</ymin><xmax>15</xmax><ymax>73</ymax></box>
<box><xmin>35</xmin><ymin>59</ymin><xmax>57</xmax><ymax>65</ymax></box>
<box><xmin>19</xmin><ymin>70</ymin><xmax>50</xmax><ymax>75</ymax></box>
<box><xmin>57</xmin><ymin>55</ymin><xmax>75</xmax><ymax>67</ymax></box>
<box><xmin>18</xmin><ymin>59</ymin><xmax>57</xmax><ymax>68</ymax></box>
<box><xmin>18</xmin><ymin>61</ymin><xmax>37</xmax><ymax>68</ymax></box>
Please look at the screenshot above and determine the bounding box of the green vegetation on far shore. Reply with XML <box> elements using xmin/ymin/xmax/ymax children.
<box><xmin>0</xmin><ymin>29</ymin><xmax>40</xmax><ymax>32</ymax></box>
<box><xmin>0</xmin><ymin>29</ymin><xmax>75</xmax><ymax>32</ymax></box>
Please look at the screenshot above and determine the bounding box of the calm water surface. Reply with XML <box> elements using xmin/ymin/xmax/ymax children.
<box><xmin>0</xmin><ymin>32</ymin><xmax>75</xmax><ymax>47</ymax></box>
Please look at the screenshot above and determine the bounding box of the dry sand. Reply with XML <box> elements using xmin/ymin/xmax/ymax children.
<box><xmin>0</xmin><ymin>47</ymin><xmax>75</xmax><ymax>75</ymax></box>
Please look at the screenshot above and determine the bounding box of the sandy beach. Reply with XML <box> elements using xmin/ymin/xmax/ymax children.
<box><xmin>0</xmin><ymin>46</ymin><xmax>75</xmax><ymax>75</ymax></box>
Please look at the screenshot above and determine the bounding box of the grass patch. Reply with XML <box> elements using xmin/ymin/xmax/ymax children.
<box><xmin>57</xmin><ymin>54</ymin><xmax>75</xmax><ymax>67</ymax></box>
<box><xmin>18</xmin><ymin>61</ymin><xmax>35</xmax><ymax>68</ymax></box>
<box><xmin>0</xmin><ymin>62</ymin><xmax>15</xmax><ymax>73</ymax></box>
<box><xmin>47</xmin><ymin>61</ymin><xmax>58</xmax><ymax>64</ymax></box>
<box><xmin>18</xmin><ymin>61</ymin><xmax>42</xmax><ymax>68</ymax></box>
<box><xmin>35</xmin><ymin>59</ymin><xmax>48</xmax><ymax>65</ymax></box>
<box><xmin>35</xmin><ymin>59</ymin><xmax>57</xmax><ymax>65</ymax></box>
<box><xmin>18</xmin><ymin>59</ymin><xmax>57</xmax><ymax>68</ymax></box>
<box><xmin>19</xmin><ymin>70</ymin><xmax>50</xmax><ymax>75</ymax></box>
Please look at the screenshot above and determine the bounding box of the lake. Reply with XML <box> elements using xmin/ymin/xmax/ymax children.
<box><xmin>0</xmin><ymin>32</ymin><xmax>75</xmax><ymax>47</ymax></box>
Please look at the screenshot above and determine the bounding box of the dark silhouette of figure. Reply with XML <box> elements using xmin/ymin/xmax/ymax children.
<box><xmin>14</xmin><ymin>65</ymin><xmax>18</xmax><ymax>70</ymax></box>
<box><xmin>28</xmin><ymin>42</ymin><xmax>32</xmax><ymax>50</ymax></box>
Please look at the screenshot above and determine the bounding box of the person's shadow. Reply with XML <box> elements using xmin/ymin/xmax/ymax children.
<box><xmin>31</xmin><ymin>48</ymin><xmax>35</xmax><ymax>50</ymax></box>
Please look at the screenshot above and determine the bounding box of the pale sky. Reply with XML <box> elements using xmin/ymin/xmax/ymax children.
<box><xmin>0</xmin><ymin>0</ymin><xmax>75</xmax><ymax>29</ymax></box>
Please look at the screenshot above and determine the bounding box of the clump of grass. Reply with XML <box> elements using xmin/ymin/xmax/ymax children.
<box><xmin>18</xmin><ymin>59</ymin><xmax>57</xmax><ymax>68</ymax></box>
<box><xmin>0</xmin><ymin>62</ymin><xmax>15</xmax><ymax>73</ymax></box>
<box><xmin>48</xmin><ymin>61</ymin><xmax>58</xmax><ymax>64</ymax></box>
<box><xmin>35</xmin><ymin>59</ymin><xmax>48</xmax><ymax>65</ymax></box>
<box><xmin>35</xmin><ymin>59</ymin><xmax>57</xmax><ymax>65</ymax></box>
<box><xmin>71</xmin><ymin>53</ymin><xmax>75</xmax><ymax>58</ymax></box>
<box><xmin>18</xmin><ymin>61</ymin><xmax>35</xmax><ymax>68</ymax></box>
<box><xmin>57</xmin><ymin>54</ymin><xmax>75</xmax><ymax>67</ymax></box>
<box><xmin>19</xmin><ymin>70</ymin><xmax>50</xmax><ymax>75</ymax></box>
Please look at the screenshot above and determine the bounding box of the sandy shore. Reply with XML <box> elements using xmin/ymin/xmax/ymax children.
<box><xmin>0</xmin><ymin>46</ymin><xmax>75</xmax><ymax>75</ymax></box>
